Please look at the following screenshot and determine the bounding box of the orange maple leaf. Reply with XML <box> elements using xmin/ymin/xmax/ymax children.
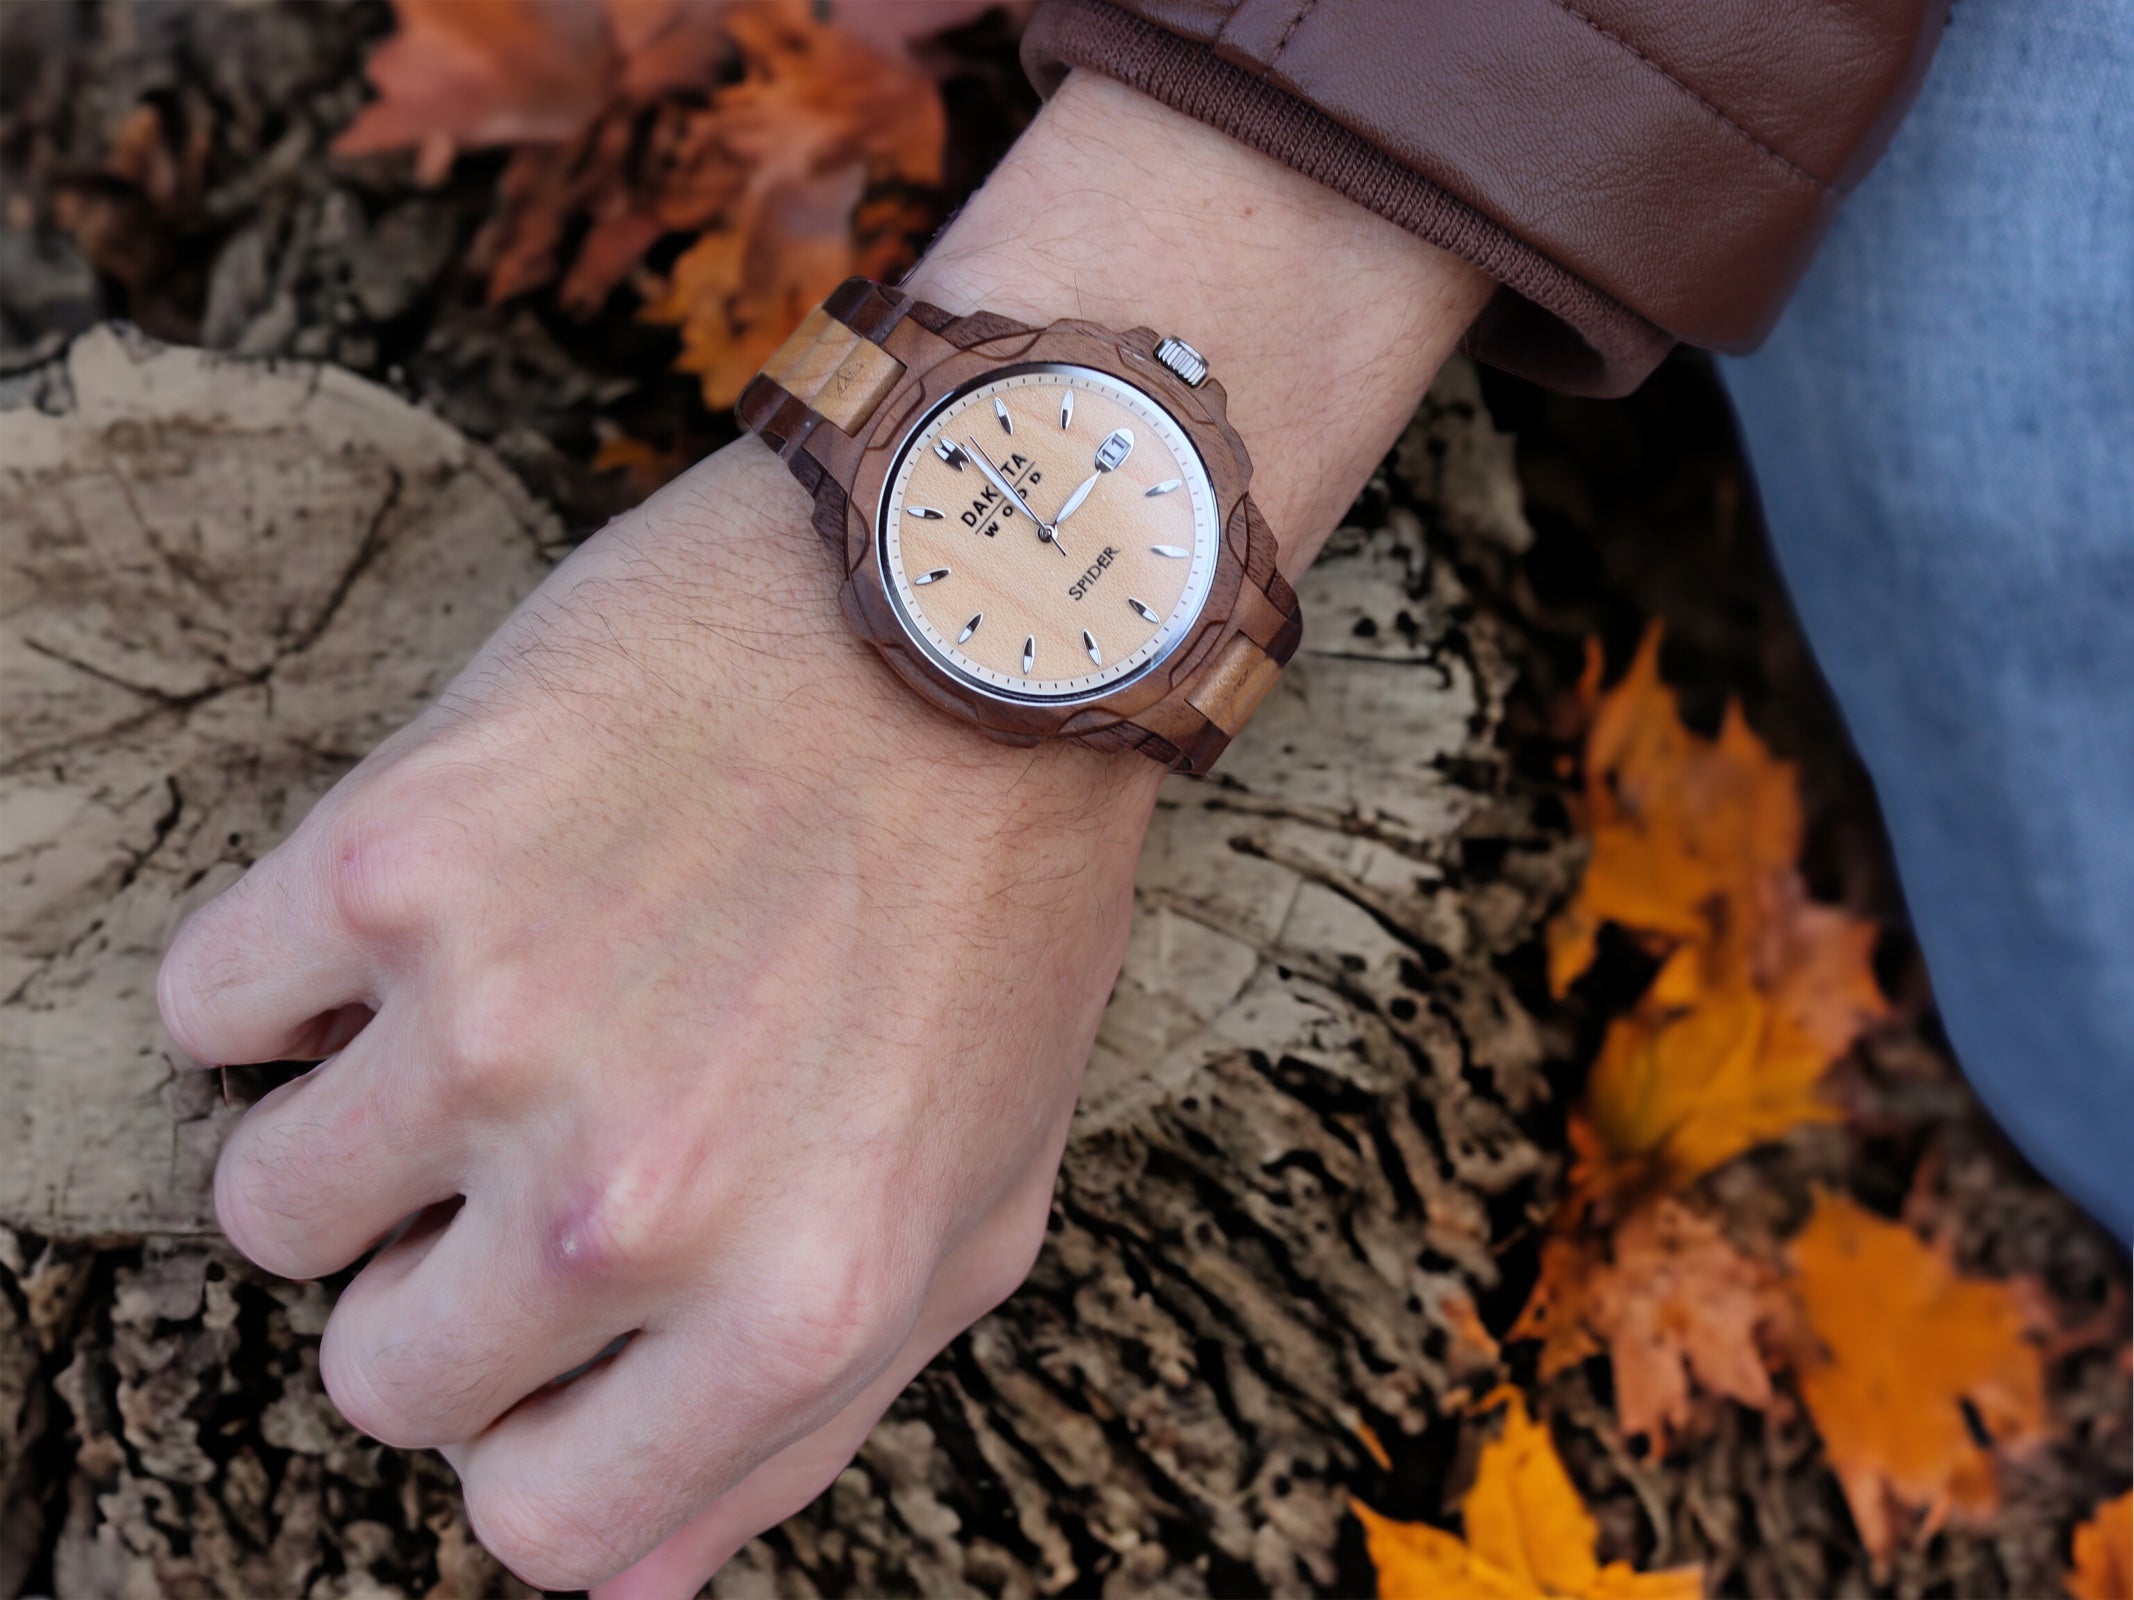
<box><xmin>335</xmin><ymin>0</ymin><xmax>963</xmax><ymax>399</ymax></box>
<box><xmin>638</xmin><ymin>7</ymin><xmax>945</xmax><ymax>405</ymax></box>
<box><xmin>1510</xmin><ymin>1199</ymin><xmax>1789</xmax><ymax>1451</ymax></box>
<box><xmin>1787</xmin><ymin>1191</ymin><xmax>2049</xmax><ymax>1572</ymax></box>
<box><xmin>1551</xmin><ymin>626</ymin><xmax>1884</xmax><ymax>1195</ymax></box>
<box><xmin>1351</xmin><ymin>1392</ymin><xmax>1704</xmax><ymax>1599</ymax></box>
<box><xmin>2067</xmin><ymin>1490</ymin><xmax>2133</xmax><ymax>1600</ymax></box>
<box><xmin>1549</xmin><ymin>629</ymin><xmax>1798</xmax><ymax>995</ymax></box>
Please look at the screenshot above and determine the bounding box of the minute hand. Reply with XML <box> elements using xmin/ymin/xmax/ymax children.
<box><xmin>963</xmin><ymin>438</ymin><xmax>1044</xmax><ymax>527</ymax></box>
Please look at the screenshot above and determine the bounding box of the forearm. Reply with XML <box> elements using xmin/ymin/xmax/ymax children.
<box><xmin>906</xmin><ymin>72</ymin><xmax>1494</xmax><ymax>579</ymax></box>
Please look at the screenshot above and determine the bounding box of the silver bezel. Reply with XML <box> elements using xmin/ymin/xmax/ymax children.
<box><xmin>876</xmin><ymin>362</ymin><xmax>1222</xmax><ymax>707</ymax></box>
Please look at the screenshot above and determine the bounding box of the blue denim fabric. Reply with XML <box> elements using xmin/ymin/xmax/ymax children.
<box><xmin>1719</xmin><ymin>1</ymin><xmax>2134</xmax><ymax>1239</ymax></box>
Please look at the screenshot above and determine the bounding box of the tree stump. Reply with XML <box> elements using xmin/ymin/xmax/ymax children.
<box><xmin>0</xmin><ymin>336</ymin><xmax>1573</xmax><ymax>1596</ymax></box>
<box><xmin>1</xmin><ymin>325</ymin><xmax>558</xmax><ymax>1239</ymax></box>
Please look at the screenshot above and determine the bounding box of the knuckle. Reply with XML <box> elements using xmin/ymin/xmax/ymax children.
<box><xmin>156</xmin><ymin>889</ymin><xmax>255</xmax><ymax>1059</ymax></box>
<box><xmin>754</xmin><ymin>1230</ymin><xmax>912</xmax><ymax>1389</ymax></box>
<box><xmin>540</xmin><ymin>1158</ymin><xmax>693</xmax><ymax>1284</ymax></box>
<box><xmin>322</xmin><ymin>803</ymin><xmax>459</xmax><ymax>943</ymax></box>
<box><xmin>156</xmin><ymin>932</ymin><xmax>218</xmax><ymax>1061</ymax></box>
<box><xmin>319</xmin><ymin>1297</ymin><xmax>513</xmax><ymax>1450</ymax></box>
<box><xmin>464</xmin><ymin>1474</ymin><xmax>634</xmax><ymax>1592</ymax></box>
<box><xmin>211</xmin><ymin>1081</ymin><xmax>393</xmax><ymax>1278</ymax></box>
<box><xmin>212</xmin><ymin>1134</ymin><xmax>317</xmax><ymax>1279</ymax></box>
<box><xmin>433</xmin><ymin>963</ymin><xmax>552</xmax><ymax>1105</ymax></box>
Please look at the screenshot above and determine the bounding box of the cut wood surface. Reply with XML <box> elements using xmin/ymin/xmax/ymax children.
<box><xmin>0</xmin><ymin>337</ymin><xmax>1572</xmax><ymax>1595</ymax></box>
<box><xmin>0</xmin><ymin>326</ymin><xmax>559</xmax><ymax>1239</ymax></box>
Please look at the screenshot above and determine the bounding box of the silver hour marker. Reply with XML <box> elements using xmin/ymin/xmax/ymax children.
<box><xmin>1095</xmin><ymin>428</ymin><xmax>1134</xmax><ymax>472</ymax></box>
<box><xmin>995</xmin><ymin>397</ymin><xmax>1013</xmax><ymax>434</ymax></box>
<box><xmin>1128</xmin><ymin>596</ymin><xmax>1159</xmax><ymax>623</ymax></box>
<box><xmin>1151</xmin><ymin>544</ymin><xmax>1188</xmax><ymax>559</ymax></box>
<box><xmin>908</xmin><ymin>505</ymin><xmax>944</xmax><ymax>520</ymax></box>
<box><xmin>958</xmin><ymin>613</ymin><xmax>983</xmax><ymax>644</ymax></box>
<box><xmin>915</xmin><ymin>568</ymin><xmax>950</xmax><ymax>585</ymax></box>
<box><xmin>1021</xmin><ymin>635</ymin><xmax>1036</xmax><ymax>674</ymax></box>
<box><xmin>1083</xmin><ymin>629</ymin><xmax>1102</xmax><ymax>666</ymax></box>
<box><xmin>1146</xmin><ymin>478</ymin><xmax>1182</xmax><ymax>497</ymax></box>
<box><xmin>1060</xmin><ymin>390</ymin><xmax>1074</xmax><ymax>430</ymax></box>
<box><xmin>934</xmin><ymin>439</ymin><xmax>965</xmax><ymax>469</ymax></box>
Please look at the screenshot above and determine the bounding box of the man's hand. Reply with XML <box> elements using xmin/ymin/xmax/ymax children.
<box><xmin>159</xmin><ymin>70</ymin><xmax>1489</xmax><ymax>1599</ymax></box>
<box><xmin>161</xmin><ymin>441</ymin><xmax>1158</xmax><ymax>1592</ymax></box>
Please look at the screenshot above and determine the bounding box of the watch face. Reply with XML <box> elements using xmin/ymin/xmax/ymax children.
<box><xmin>877</xmin><ymin>363</ymin><xmax>1223</xmax><ymax>704</ymax></box>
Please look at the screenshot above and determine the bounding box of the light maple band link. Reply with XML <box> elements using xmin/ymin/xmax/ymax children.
<box><xmin>1183</xmin><ymin>633</ymin><xmax>1283</xmax><ymax>735</ymax></box>
<box><xmin>758</xmin><ymin>305</ymin><xmax>906</xmax><ymax>434</ymax></box>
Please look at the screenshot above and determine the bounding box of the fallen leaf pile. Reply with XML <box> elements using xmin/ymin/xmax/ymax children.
<box><xmin>1359</xmin><ymin>623</ymin><xmax>2120</xmax><ymax>1595</ymax></box>
<box><xmin>1351</xmin><ymin>1393</ymin><xmax>1703</xmax><ymax>1599</ymax></box>
<box><xmin>1549</xmin><ymin>624</ymin><xmax>1885</xmax><ymax>1199</ymax></box>
<box><xmin>336</xmin><ymin>0</ymin><xmax>985</xmax><ymax>406</ymax></box>
<box><xmin>1526</xmin><ymin>628</ymin><xmax>2082</xmax><ymax>1565</ymax></box>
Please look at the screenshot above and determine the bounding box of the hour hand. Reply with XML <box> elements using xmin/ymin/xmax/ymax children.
<box><xmin>1051</xmin><ymin>471</ymin><xmax>1103</xmax><ymax>531</ymax></box>
<box><xmin>1048</xmin><ymin>429</ymin><xmax>1133</xmax><ymax>541</ymax></box>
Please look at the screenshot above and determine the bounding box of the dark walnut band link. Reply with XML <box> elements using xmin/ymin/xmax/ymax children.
<box><xmin>736</xmin><ymin>278</ymin><xmax>1301</xmax><ymax>775</ymax></box>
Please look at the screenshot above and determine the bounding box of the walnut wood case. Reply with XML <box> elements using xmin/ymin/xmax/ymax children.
<box><xmin>738</xmin><ymin>278</ymin><xmax>1301</xmax><ymax>773</ymax></box>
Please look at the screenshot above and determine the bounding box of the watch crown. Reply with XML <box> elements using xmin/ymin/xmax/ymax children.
<box><xmin>1154</xmin><ymin>336</ymin><xmax>1208</xmax><ymax>388</ymax></box>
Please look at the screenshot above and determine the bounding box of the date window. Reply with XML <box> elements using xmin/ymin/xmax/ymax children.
<box><xmin>1095</xmin><ymin>428</ymin><xmax>1135</xmax><ymax>473</ymax></box>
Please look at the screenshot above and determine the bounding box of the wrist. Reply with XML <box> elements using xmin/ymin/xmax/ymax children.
<box><xmin>673</xmin><ymin>443</ymin><xmax>1170</xmax><ymax>820</ymax></box>
<box><xmin>904</xmin><ymin>72</ymin><xmax>1492</xmax><ymax>573</ymax></box>
<box><xmin>718</xmin><ymin>72</ymin><xmax>1485</xmax><ymax>799</ymax></box>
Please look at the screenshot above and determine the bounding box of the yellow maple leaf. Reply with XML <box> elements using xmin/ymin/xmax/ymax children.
<box><xmin>1788</xmin><ymin>1192</ymin><xmax>2049</xmax><ymax>1572</ymax></box>
<box><xmin>1351</xmin><ymin>1393</ymin><xmax>1704</xmax><ymax>1599</ymax></box>
<box><xmin>2067</xmin><ymin>1490</ymin><xmax>2133</xmax><ymax>1600</ymax></box>
<box><xmin>1579</xmin><ymin>981</ymin><xmax>1838</xmax><ymax>1191</ymax></box>
<box><xmin>1550</xmin><ymin>628</ymin><xmax>1800</xmax><ymax>996</ymax></box>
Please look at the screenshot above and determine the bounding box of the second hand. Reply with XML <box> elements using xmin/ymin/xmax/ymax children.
<box><xmin>966</xmin><ymin>436</ymin><xmax>1069</xmax><ymax>558</ymax></box>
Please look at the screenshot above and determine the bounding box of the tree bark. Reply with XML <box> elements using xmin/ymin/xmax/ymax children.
<box><xmin>0</xmin><ymin>335</ymin><xmax>1574</xmax><ymax>1597</ymax></box>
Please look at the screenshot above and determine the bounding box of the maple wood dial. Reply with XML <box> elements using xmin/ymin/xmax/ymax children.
<box><xmin>878</xmin><ymin>364</ymin><xmax>1222</xmax><ymax>704</ymax></box>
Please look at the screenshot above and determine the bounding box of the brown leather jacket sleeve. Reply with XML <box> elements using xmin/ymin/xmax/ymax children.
<box><xmin>1023</xmin><ymin>0</ymin><xmax>1948</xmax><ymax>395</ymax></box>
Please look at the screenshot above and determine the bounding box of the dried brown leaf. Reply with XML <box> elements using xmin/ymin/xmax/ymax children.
<box><xmin>1512</xmin><ymin>1198</ymin><xmax>1789</xmax><ymax>1450</ymax></box>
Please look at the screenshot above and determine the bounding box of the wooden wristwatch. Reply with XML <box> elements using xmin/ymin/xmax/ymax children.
<box><xmin>736</xmin><ymin>278</ymin><xmax>1302</xmax><ymax>774</ymax></box>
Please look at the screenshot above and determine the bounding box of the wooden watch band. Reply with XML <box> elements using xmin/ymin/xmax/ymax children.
<box><xmin>752</xmin><ymin>305</ymin><xmax>904</xmax><ymax>436</ymax></box>
<box><xmin>736</xmin><ymin>279</ymin><xmax>1301</xmax><ymax>775</ymax></box>
<box><xmin>736</xmin><ymin>280</ymin><xmax>1022</xmax><ymax>522</ymax></box>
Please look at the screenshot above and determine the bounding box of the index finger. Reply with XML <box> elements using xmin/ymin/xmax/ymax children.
<box><xmin>157</xmin><ymin>808</ymin><xmax>412</xmax><ymax>1066</ymax></box>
